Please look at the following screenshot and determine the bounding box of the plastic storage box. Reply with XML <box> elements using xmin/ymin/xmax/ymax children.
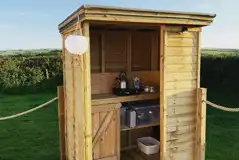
<box><xmin>137</xmin><ymin>137</ymin><xmax>160</xmax><ymax>155</ymax></box>
<box><xmin>132</xmin><ymin>102</ymin><xmax>160</xmax><ymax>126</ymax></box>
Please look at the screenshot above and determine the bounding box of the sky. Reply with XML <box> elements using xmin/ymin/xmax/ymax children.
<box><xmin>0</xmin><ymin>0</ymin><xmax>238</xmax><ymax>50</ymax></box>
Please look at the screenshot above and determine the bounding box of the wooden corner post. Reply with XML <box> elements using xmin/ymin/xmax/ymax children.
<box><xmin>83</xmin><ymin>21</ymin><xmax>93</xmax><ymax>160</ymax></box>
<box><xmin>159</xmin><ymin>25</ymin><xmax>166</xmax><ymax>160</ymax></box>
<box><xmin>196</xmin><ymin>88</ymin><xmax>207</xmax><ymax>160</ymax></box>
<box><xmin>58</xmin><ymin>86</ymin><xmax>66</xmax><ymax>160</ymax></box>
<box><xmin>71</xmin><ymin>21</ymin><xmax>92</xmax><ymax>160</ymax></box>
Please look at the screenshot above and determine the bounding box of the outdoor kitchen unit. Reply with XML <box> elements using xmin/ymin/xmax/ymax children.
<box><xmin>57</xmin><ymin>4</ymin><xmax>216</xmax><ymax>160</ymax></box>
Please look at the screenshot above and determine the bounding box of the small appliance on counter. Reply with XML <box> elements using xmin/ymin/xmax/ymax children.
<box><xmin>113</xmin><ymin>72</ymin><xmax>143</xmax><ymax>96</ymax></box>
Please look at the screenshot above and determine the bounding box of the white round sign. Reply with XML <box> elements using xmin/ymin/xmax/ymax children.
<box><xmin>65</xmin><ymin>35</ymin><xmax>89</xmax><ymax>55</ymax></box>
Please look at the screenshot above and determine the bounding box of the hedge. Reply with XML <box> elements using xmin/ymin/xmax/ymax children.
<box><xmin>0</xmin><ymin>53</ymin><xmax>63</xmax><ymax>93</ymax></box>
<box><xmin>201</xmin><ymin>53</ymin><xmax>239</xmax><ymax>92</ymax></box>
<box><xmin>0</xmin><ymin>52</ymin><xmax>239</xmax><ymax>93</ymax></box>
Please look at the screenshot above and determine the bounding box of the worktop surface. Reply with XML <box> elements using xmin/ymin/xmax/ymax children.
<box><xmin>92</xmin><ymin>92</ymin><xmax>159</xmax><ymax>106</ymax></box>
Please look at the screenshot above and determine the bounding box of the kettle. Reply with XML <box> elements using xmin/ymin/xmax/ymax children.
<box><xmin>119</xmin><ymin>72</ymin><xmax>127</xmax><ymax>89</ymax></box>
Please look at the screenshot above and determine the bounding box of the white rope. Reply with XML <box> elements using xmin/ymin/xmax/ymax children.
<box><xmin>74</xmin><ymin>13</ymin><xmax>82</xmax><ymax>35</ymax></box>
<box><xmin>0</xmin><ymin>97</ymin><xmax>58</xmax><ymax>121</ymax></box>
<box><xmin>205</xmin><ymin>100</ymin><xmax>239</xmax><ymax>112</ymax></box>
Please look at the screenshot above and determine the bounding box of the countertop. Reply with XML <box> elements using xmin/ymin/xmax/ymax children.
<box><xmin>91</xmin><ymin>92</ymin><xmax>159</xmax><ymax>106</ymax></box>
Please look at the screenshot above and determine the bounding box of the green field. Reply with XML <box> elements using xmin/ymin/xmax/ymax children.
<box><xmin>0</xmin><ymin>49</ymin><xmax>61</xmax><ymax>56</ymax></box>
<box><xmin>1</xmin><ymin>48</ymin><xmax>239</xmax><ymax>56</ymax></box>
<box><xmin>201</xmin><ymin>48</ymin><xmax>239</xmax><ymax>55</ymax></box>
<box><xmin>0</xmin><ymin>89</ymin><xmax>239</xmax><ymax>160</ymax></box>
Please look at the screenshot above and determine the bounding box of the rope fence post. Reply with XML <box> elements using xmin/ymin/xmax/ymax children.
<box><xmin>58</xmin><ymin>86</ymin><xmax>66</xmax><ymax>160</ymax></box>
<box><xmin>196</xmin><ymin>88</ymin><xmax>207</xmax><ymax>160</ymax></box>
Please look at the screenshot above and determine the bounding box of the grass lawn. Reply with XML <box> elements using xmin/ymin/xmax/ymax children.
<box><xmin>206</xmin><ymin>89</ymin><xmax>239</xmax><ymax>160</ymax></box>
<box><xmin>0</xmin><ymin>92</ymin><xmax>59</xmax><ymax>160</ymax></box>
<box><xmin>0</xmin><ymin>89</ymin><xmax>239</xmax><ymax>160</ymax></box>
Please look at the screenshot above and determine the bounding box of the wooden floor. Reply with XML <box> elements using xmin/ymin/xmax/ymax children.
<box><xmin>121</xmin><ymin>148</ymin><xmax>160</xmax><ymax>160</ymax></box>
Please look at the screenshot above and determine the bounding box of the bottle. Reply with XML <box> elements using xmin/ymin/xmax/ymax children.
<box><xmin>133</xmin><ymin>77</ymin><xmax>140</xmax><ymax>89</ymax></box>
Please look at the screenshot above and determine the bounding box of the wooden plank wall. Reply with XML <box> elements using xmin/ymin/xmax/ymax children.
<box><xmin>131</xmin><ymin>32</ymin><xmax>153</xmax><ymax>71</ymax></box>
<box><xmin>91</xmin><ymin>71</ymin><xmax>159</xmax><ymax>94</ymax></box>
<box><xmin>90</xmin><ymin>30</ymin><xmax>159</xmax><ymax>73</ymax></box>
<box><xmin>105</xmin><ymin>31</ymin><xmax>128</xmax><ymax>72</ymax></box>
<box><xmin>163</xmin><ymin>26</ymin><xmax>200</xmax><ymax>160</ymax></box>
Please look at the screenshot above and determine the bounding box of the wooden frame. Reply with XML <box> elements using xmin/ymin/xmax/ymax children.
<box><xmin>159</xmin><ymin>25</ymin><xmax>166</xmax><ymax>160</ymax></box>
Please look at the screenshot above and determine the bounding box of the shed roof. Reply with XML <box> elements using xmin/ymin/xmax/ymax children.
<box><xmin>59</xmin><ymin>4</ymin><xmax>216</xmax><ymax>33</ymax></box>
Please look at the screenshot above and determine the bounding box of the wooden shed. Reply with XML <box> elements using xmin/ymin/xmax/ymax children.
<box><xmin>57</xmin><ymin>4</ymin><xmax>216</xmax><ymax>160</ymax></box>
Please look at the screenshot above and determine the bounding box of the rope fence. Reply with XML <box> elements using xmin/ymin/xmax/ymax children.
<box><xmin>205</xmin><ymin>100</ymin><xmax>239</xmax><ymax>112</ymax></box>
<box><xmin>0</xmin><ymin>97</ymin><xmax>58</xmax><ymax>121</ymax></box>
<box><xmin>1</xmin><ymin>97</ymin><xmax>239</xmax><ymax>121</ymax></box>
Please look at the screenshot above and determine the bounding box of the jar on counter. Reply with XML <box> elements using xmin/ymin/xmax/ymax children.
<box><xmin>144</xmin><ymin>86</ymin><xmax>150</xmax><ymax>92</ymax></box>
<box><xmin>149</xmin><ymin>86</ymin><xmax>155</xmax><ymax>93</ymax></box>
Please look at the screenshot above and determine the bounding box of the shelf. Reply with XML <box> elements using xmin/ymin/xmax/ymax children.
<box><xmin>121</xmin><ymin>122</ymin><xmax>160</xmax><ymax>131</ymax></box>
<box><xmin>121</xmin><ymin>147</ymin><xmax>160</xmax><ymax>160</ymax></box>
<box><xmin>92</xmin><ymin>92</ymin><xmax>159</xmax><ymax>106</ymax></box>
<box><xmin>121</xmin><ymin>145</ymin><xmax>137</xmax><ymax>151</ymax></box>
